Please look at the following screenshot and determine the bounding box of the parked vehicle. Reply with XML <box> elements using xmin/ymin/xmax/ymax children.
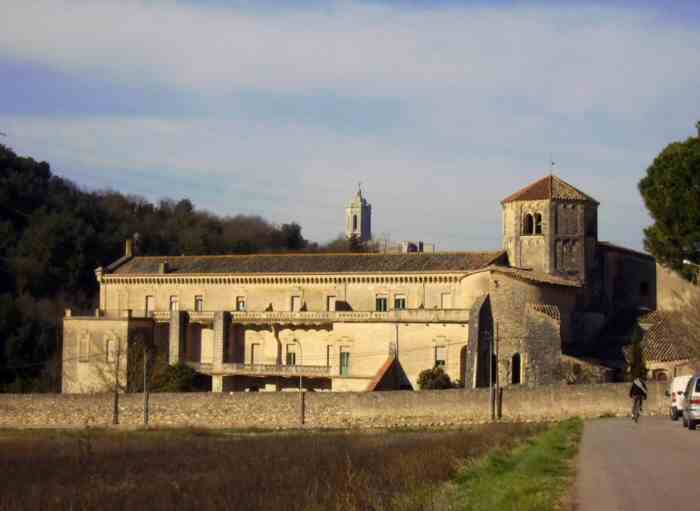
<box><xmin>681</xmin><ymin>375</ymin><xmax>700</xmax><ymax>431</ymax></box>
<box><xmin>668</xmin><ymin>375</ymin><xmax>693</xmax><ymax>421</ymax></box>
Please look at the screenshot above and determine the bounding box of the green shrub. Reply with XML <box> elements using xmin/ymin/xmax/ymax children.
<box><xmin>152</xmin><ymin>363</ymin><xmax>198</xmax><ymax>392</ymax></box>
<box><xmin>417</xmin><ymin>366</ymin><xmax>453</xmax><ymax>390</ymax></box>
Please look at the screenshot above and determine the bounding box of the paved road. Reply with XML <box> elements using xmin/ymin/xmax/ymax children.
<box><xmin>576</xmin><ymin>416</ymin><xmax>700</xmax><ymax>510</ymax></box>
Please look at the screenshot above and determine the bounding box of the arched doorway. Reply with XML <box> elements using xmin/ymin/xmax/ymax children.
<box><xmin>475</xmin><ymin>299</ymin><xmax>494</xmax><ymax>388</ymax></box>
<box><xmin>511</xmin><ymin>353</ymin><xmax>521</xmax><ymax>385</ymax></box>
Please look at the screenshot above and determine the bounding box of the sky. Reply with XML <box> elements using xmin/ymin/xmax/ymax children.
<box><xmin>1</xmin><ymin>0</ymin><xmax>699</xmax><ymax>251</ymax></box>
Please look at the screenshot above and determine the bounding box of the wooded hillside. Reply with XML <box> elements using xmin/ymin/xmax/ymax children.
<box><xmin>0</xmin><ymin>144</ymin><xmax>310</xmax><ymax>391</ymax></box>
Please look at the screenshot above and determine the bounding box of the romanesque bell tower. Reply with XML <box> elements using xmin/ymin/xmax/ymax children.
<box><xmin>345</xmin><ymin>185</ymin><xmax>372</xmax><ymax>242</ymax></box>
<box><xmin>501</xmin><ymin>175</ymin><xmax>598</xmax><ymax>283</ymax></box>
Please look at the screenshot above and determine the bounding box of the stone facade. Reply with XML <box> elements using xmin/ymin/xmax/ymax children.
<box><xmin>62</xmin><ymin>177</ymin><xmax>668</xmax><ymax>394</ymax></box>
<box><xmin>1</xmin><ymin>382</ymin><xmax>668</xmax><ymax>429</ymax></box>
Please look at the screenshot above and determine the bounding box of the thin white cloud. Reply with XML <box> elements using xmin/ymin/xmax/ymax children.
<box><xmin>1</xmin><ymin>1</ymin><xmax>698</xmax><ymax>250</ymax></box>
<box><xmin>2</xmin><ymin>1</ymin><xmax>699</xmax><ymax>115</ymax></box>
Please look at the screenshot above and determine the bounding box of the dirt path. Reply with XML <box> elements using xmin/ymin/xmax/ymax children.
<box><xmin>575</xmin><ymin>416</ymin><xmax>700</xmax><ymax>510</ymax></box>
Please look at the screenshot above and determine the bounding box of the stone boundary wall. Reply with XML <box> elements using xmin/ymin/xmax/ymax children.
<box><xmin>0</xmin><ymin>382</ymin><xmax>668</xmax><ymax>429</ymax></box>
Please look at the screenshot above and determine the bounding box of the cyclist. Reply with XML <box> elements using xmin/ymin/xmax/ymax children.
<box><xmin>629</xmin><ymin>377</ymin><xmax>648</xmax><ymax>420</ymax></box>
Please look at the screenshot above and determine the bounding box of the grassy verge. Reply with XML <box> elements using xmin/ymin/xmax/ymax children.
<box><xmin>451</xmin><ymin>418</ymin><xmax>583</xmax><ymax>511</ymax></box>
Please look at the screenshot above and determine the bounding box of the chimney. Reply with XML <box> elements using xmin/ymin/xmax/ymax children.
<box><xmin>125</xmin><ymin>239</ymin><xmax>134</xmax><ymax>257</ymax></box>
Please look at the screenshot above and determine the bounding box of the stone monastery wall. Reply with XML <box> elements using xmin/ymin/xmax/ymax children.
<box><xmin>0</xmin><ymin>382</ymin><xmax>666</xmax><ymax>429</ymax></box>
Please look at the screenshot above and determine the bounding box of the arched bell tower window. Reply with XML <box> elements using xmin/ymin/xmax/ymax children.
<box><xmin>511</xmin><ymin>353</ymin><xmax>521</xmax><ymax>384</ymax></box>
<box><xmin>534</xmin><ymin>213</ymin><xmax>543</xmax><ymax>234</ymax></box>
<box><xmin>523</xmin><ymin>214</ymin><xmax>534</xmax><ymax>235</ymax></box>
<box><xmin>352</xmin><ymin>214</ymin><xmax>358</xmax><ymax>231</ymax></box>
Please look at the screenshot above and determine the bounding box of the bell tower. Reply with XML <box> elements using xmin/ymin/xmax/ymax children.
<box><xmin>501</xmin><ymin>175</ymin><xmax>598</xmax><ymax>282</ymax></box>
<box><xmin>345</xmin><ymin>184</ymin><xmax>372</xmax><ymax>242</ymax></box>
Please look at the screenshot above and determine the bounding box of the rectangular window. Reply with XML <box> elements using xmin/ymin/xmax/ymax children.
<box><xmin>169</xmin><ymin>295</ymin><xmax>179</xmax><ymax>312</ymax></box>
<box><xmin>340</xmin><ymin>349</ymin><xmax>351</xmax><ymax>376</ymax></box>
<box><xmin>145</xmin><ymin>295</ymin><xmax>155</xmax><ymax>315</ymax></box>
<box><xmin>435</xmin><ymin>345</ymin><xmax>447</xmax><ymax>368</ymax></box>
<box><xmin>326</xmin><ymin>345</ymin><xmax>334</xmax><ymax>367</ymax></box>
<box><xmin>194</xmin><ymin>295</ymin><xmax>204</xmax><ymax>312</ymax></box>
<box><xmin>440</xmin><ymin>293</ymin><xmax>452</xmax><ymax>309</ymax></box>
<box><xmin>79</xmin><ymin>336</ymin><xmax>89</xmax><ymax>363</ymax></box>
<box><xmin>286</xmin><ymin>344</ymin><xmax>297</xmax><ymax>366</ymax></box>
<box><xmin>106</xmin><ymin>338</ymin><xmax>116</xmax><ymax>363</ymax></box>
<box><xmin>376</xmin><ymin>295</ymin><xmax>388</xmax><ymax>312</ymax></box>
<box><xmin>291</xmin><ymin>296</ymin><xmax>302</xmax><ymax>312</ymax></box>
<box><xmin>326</xmin><ymin>295</ymin><xmax>336</xmax><ymax>312</ymax></box>
<box><xmin>250</xmin><ymin>343</ymin><xmax>261</xmax><ymax>364</ymax></box>
<box><xmin>640</xmin><ymin>282</ymin><xmax>649</xmax><ymax>297</ymax></box>
<box><xmin>394</xmin><ymin>294</ymin><xmax>407</xmax><ymax>310</ymax></box>
<box><xmin>236</xmin><ymin>296</ymin><xmax>246</xmax><ymax>311</ymax></box>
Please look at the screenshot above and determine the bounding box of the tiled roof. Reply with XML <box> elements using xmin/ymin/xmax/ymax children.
<box><xmin>501</xmin><ymin>175</ymin><xmax>598</xmax><ymax>204</ymax></box>
<box><xmin>528</xmin><ymin>303</ymin><xmax>561</xmax><ymax>321</ymax></box>
<box><xmin>642</xmin><ymin>312</ymin><xmax>695</xmax><ymax>362</ymax></box>
<box><xmin>597</xmin><ymin>241</ymin><xmax>655</xmax><ymax>261</ymax></box>
<box><xmin>489</xmin><ymin>266</ymin><xmax>582</xmax><ymax>287</ymax></box>
<box><xmin>626</xmin><ymin>311</ymin><xmax>697</xmax><ymax>362</ymax></box>
<box><xmin>108</xmin><ymin>251</ymin><xmax>506</xmax><ymax>275</ymax></box>
<box><xmin>366</xmin><ymin>356</ymin><xmax>397</xmax><ymax>391</ymax></box>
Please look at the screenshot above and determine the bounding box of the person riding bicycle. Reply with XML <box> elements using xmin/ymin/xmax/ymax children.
<box><xmin>629</xmin><ymin>377</ymin><xmax>648</xmax><ymax>417</ymax></box>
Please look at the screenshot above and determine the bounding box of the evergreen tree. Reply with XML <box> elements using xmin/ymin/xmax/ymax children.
<box><xmin>628</xmin><ymin>326</ymin><xmax>648</xmax><ymax>381</ymax></box>
<box><xmin>638</xmin><ymin>122</ymin><xmax>700</xmax><ymax>280</ymax></box>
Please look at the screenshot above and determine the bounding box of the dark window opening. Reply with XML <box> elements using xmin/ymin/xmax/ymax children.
<box><xmin>534</xmin><ymin>213</ymin><xmax>543</xmax><ymax>234</ymax></box>
<box><xmin>640</xmin><ymin>281</ymin><xmax>649</xmax><ymax>297</ymax></box>
<box><xmin>376</xmin><ymin>296</ymin><xmax>388</xmax><ymax>312</ymax></box>
<box><xmin>352</xmin><ymin>214</ymin><xmax>358</xmax><ymax>231</ymax></box>
<box><xmin>523</xmin><ymin>214</ymin><xmax>534</xmax><ymax>235</ymax></box>
<box><xmin>511</xmin><ymin>353</ymin><xmax>521</xmax><ymax>384</ymax></box>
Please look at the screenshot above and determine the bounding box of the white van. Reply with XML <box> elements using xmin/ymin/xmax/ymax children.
<box><xmin>668</xmin><ymin>374</ymin><xmax>693</xmax><ymax>421</ymax></box>
<box><xmin>682</xmin><ymin>375</ymin><xmax>700</xmax><ymax>430</ymax></box>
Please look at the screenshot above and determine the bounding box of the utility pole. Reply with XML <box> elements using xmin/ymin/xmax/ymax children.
<box><xmin>143</xmin><ymin>344</ymin><xmax>150</xmax><ymax>426</ymax></box>
<box><xmin>489</xmin><ymin>330</ymin><xmax>494</xmax><ymax>421</ymax></box>
<box><xmin>298</xmin><ymin>342</ymin><xmax>305</xmax><ymax>426</ymax></box>
<box><xmin>495</xmin><ymin>321</ymin><xmax>501</xmax><ymax>420</ymax></box>
<box><xmin>113</xmin><ymin>343</ymin><xmax>121</xmax><ymax>425</ymax></box>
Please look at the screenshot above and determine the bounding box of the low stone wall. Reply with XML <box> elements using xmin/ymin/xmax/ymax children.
<box><xmin>0</xmin><ymin>382</ymin><xmax>667</xmax><ymax>429</ymax></box>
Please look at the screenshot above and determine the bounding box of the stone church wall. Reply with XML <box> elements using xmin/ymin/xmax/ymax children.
<box><xmin>0</xmin><ymin>382</ymin><xmax>667</xmax><ymax>429</ymax></box>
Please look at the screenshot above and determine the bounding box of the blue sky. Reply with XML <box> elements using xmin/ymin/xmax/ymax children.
<box><xmin>2</xmin><ymin>1</ymin><xmax>699</xmax><ymax>251</ymax></box>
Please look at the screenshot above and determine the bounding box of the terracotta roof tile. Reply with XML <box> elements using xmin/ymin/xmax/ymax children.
<box><xmin>109</xmin><ymin>251</ymin><xmax>506</xmax><ymax>275</ymax></box>
<box><xmin>528</xmin><ymin>303</ymin><xmax>561</xmax><ymax>321</ymax></box>
<box><xmin>501</xmin><ymin>175</ymin><xmax>598</xmax><ymax>204</ymax></box>
<box><xmin>488</xmin><ymin>266</ymin><xmax>582</xmax><ymax>287</ymax></box>
<box><xmin>366</xmin><ymin>356</ymin><xmax>397</xmax><ymax>391</ymax></box>
<box><xmin>625</xmin><ymin>311</ymin><xmax>696</xmax><ymax>362</ymax></box>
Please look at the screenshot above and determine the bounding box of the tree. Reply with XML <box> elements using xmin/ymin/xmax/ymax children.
<box><xmin>348</xmin><ymin>234</ymin><xmax>366</xmax><ymax>253</ymax></box>
<box><xmin>628</xmin><ymin>326</ymin><xmax>648</xmax><ymax>381</ymax></box>
<box><xmin>417</xmin><ymin>366</ymin><xmax>453</xmax><ymax>390</ymax></box>
<box><xmin>638</xmin><ymin>123</ymin><xmax>700</xmax><ymax>280</ymax></box>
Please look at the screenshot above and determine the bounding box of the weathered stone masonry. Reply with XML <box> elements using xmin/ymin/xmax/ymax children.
<box><xmin>0</xmin><ymin>382</ymin><xmax>666</xmax><ymax>429</ymax></box>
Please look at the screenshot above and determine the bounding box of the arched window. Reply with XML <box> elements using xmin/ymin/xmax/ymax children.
<box><xmin>511</xmin><ymin>353</ymin><xmax>521</xmax><ymax>384</ymax></box>
<box><xmin>523</xmin><ymin>214</ymin><xmax>534</xmax><ymax>235</ymax></box>
<box><xmin>534</xmin><ymin>213</ymin><xmax>543</xmax><ymax>234</ymax></box>
<box><xmin>352</xmin><ymin>214</ymin><xmax>358</xmax><ymax>231</ymax></box>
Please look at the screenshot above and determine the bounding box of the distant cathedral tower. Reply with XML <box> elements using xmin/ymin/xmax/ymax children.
<box><xmin>345</xmin><ymin>184</ymin><xmax>372</xmax><ymax>242</ymax></box>
<box><xmin>501</xmin><ymin>175</ymin><xmax>598</xmax><ymax>282</ymax></box>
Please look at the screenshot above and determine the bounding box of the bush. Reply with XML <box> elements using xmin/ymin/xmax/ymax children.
<box><xmin>152</xmin><ymin>363</ymin><xmax>198</xmax><ymax>392</ymax></box>
<box><xmin>417</xmin><ymin>366</ymin><xmax>453</xmax><ymax>390</ymax></box>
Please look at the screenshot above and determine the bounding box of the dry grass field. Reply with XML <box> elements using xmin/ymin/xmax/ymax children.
<box><xmin>0</xmin><ymin>423</ymin><xmax>544</xmax><ymax>511</ymax></box>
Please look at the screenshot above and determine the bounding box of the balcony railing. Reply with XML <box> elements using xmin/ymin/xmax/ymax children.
<box><xmin>186</xmin><ymin>361</ymin><xmax>332</xmax><ymax>377</ymax></box>
<box><xmin>230</xmin><ymin>309</ymin><xmax>470</xmax><ymax>324</ymax></box>
<box><xmin>87</xmin><ymin>308</ymin><xmax>471</xmax><ymax>324</ymax></box>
